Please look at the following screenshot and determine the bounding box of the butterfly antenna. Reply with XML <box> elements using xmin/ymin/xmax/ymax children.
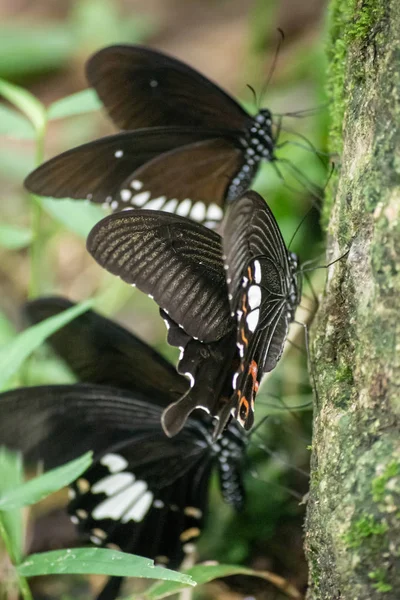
<box><xmin>259</xmin><ymin>28</ymin><xmax>285</xmax><ymax>106</ymax></box>
<box><xmin>246</xmin><ymin>84</ymin><xmax>259</xmax><ymax>111</ymax></box>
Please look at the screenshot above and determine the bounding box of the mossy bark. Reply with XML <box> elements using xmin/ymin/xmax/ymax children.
<box><xmin>305</xmin><ymin>0</ymin><xmax>400</xmax><ymax>598</ymax></box>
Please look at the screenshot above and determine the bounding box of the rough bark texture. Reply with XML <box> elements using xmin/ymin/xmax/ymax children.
<box><xmin>305</xmin><ymin>0</ymin><xmax>400</xmax><ymax>598</ymax></box>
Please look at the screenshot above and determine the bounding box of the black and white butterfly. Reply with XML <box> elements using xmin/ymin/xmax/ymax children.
<box><xmin>87</xmin><ymin>191</ymin><xmax>301</xmax><ymax>437</ymax></box>
<box><xmin>0</xmin><ymin>297</ymin><xmax>246</xmax><ymax>600</ymax></box>
<box><xmin>24</xmin><ymin>45</ymin><xmax>276</xmax><ymax>228</ymax></box>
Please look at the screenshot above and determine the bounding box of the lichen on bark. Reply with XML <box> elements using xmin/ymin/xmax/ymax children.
<box><xmin>305</xmin><ymin>0</ymin><xmax>400</xmax><ymax>598</ymax></box>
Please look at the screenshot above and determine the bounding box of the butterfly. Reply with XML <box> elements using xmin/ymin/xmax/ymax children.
<box><xmin>24</xmin><ymin>45</ymin><xmax>276</xmax><ymax>228</ymax></box>
<box><xmin>87</xmin><ymin>191</ymin><xmax>301</xmax><ymax>438</ymax></box>
<box><xmin>0</xmin><ymin>296</ymin><xmax>246</xmax><ymax>600</ymax></box>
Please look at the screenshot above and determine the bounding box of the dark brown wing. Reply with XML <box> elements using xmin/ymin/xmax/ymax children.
<box><xmin>25</xmin><ymin>296</ymin><xmax>188</xmax><ymax>403</ymax></box>
<box><xmin>86</xmin><ymin>45</ymin><xmax>251</xmax><ymax>131</ymax></box>
<box><xmin>87</xmin><ymin>210</ymin><xmax>231</xmax><ymax>342</ymax></box>
<box><xmin>119</xmin><ymin>139</ymin><xmax>243</xmax><ymax>226</ymax></box>
<box><xmin>24</xmin><ymin>128</ymin><xmax>227</xmax><ymax>205</ymax></box>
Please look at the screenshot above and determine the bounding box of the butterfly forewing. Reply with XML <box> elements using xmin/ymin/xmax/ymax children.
<box><xmin>25</xmin><ymin>296</ymin><xmax>188</xmax><ymax>403</ymax></box>
<box><xmin>87</xmin><ymin>210</ymin><xmax>232</xmax><ymax>342</ymax></box>
<box><xmin>86</xmin><ymin>45</ymin><xmax>251</xmax><ymax>131</ymax></box>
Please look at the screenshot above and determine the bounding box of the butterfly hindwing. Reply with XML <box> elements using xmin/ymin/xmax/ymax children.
<box><xmin>222</xmin><ymin>192</ymin><xmax>301</xmax><ymax>429</ymax></box>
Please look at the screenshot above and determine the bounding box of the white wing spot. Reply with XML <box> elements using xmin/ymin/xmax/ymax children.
<box><xmin>246</xmin><ymin>309</ymin><xmax>260</xmax><ymax>333</ymax></box>
<box><xmin>190</xmin><ymin>201</ymin><xmax>206</xmax><ymax>222</ymax></box>
<box><xmin>184</xmin><ymin>372</ymin><xmax>195</xmax><ymax>388</ymax></box>
<box><xmin>242</xmin><ymin>276</ymin><xmax>248</xmax><ymax>287</ymax></box>
<box><xmin>154</xmin><ymin>499</ymin><xmax>165</xmax><ymax>509</ymax></box>
<box><xmin>86</xmin><ymin>193</ymin><xmax>93</xmax><ymax>200</ymax></box>
<box><xmin>114</xmin><ymin>150</ymin><xmax>123</xmax><ymax>158</ymax></box>
<box><xmin>232</xmin><ymin>372</ymin><xmax>239</xmax><ymax>389</ymax></box>
<box><xmin>254</xmin><ymin>259</ymin><xmax>262</xmax><ymax>283</ymax></box>
<box><xmin>111</xmin><ymin>200</ymin><xmax>119</xmax><ymax>210</ymax></box>
<box><xmin>101</xmin><ymin>453</ymin><xmax>128</xmax><ymax>473</ymax></box>
<box><xmin>120</xmin><ymin>189</ymin><xmax>132</xmax><ymax>202</ymax></box>
<box><xmin>122</xmin><ymin>491</ymin><xmax>154</xmax><ymax>522</ymax></box>
<box><xmin>92</xmin><ymin>472</ymin><xmax>134</xmax><ymax>495</ymax></box>
<box><xmin>176</xmin><ymin>199</ymin><xmax>192</xmax><ymax>217</ymax></box>
<box><xmin>68</xmin><ymin>488</ymin><xmax>76</xmax><ymax>499</ymax></box>
<box><xmin>70</xmin><ymin>515</ymin><xmax>79</xmax><ymax>525</ymax></box>
<box><xmin>92</xmin><ymin>480</ymin><xmax>148</xmax><ymax>521</ymax></box>
<box><xmin>163</xmin><ymin>198</ymin><xmax>178</xmax><ymax>213</ymax></box>
<box><xmin>131</xmin><ymin>180</ymin><xmax>143</xmax><ymax>190</ymax></box>
<box><xmin>91</xmin><ymin>535</ymin><xmax>102</xmax><ymax>545</ymax></box>
<box><xmin>145</xmin><ymin>196</ymin><xmax>166</xmax><ymax>210</ymax></box>
<box><xmin>207</xmin><ymin>203</ymin><xmax>223</xmax><ymax>220</ymax></box>
<box><xmin>132</xmin><ymin>191</ymin><xmax>151</xmax><ymax>206</ymax></box>
<box><xmin>248</xmin><ymin>285</ymin><xmax>261</xmax><ymax>309</ymax></box>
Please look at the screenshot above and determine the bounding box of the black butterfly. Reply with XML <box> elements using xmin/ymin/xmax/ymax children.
<box><xmin>0</xmin><ymin>297</ymin><xmax>246</xmax><ymax>600</ymax></box>
<box><xmin>87</xmin><ymin>191</ymin><xmax>301</xmax><ymax>437</ymax></box>
<box><xmin>24</xmin><ymin>45</ymin><xmax>275</xmax><ymax>228</ymax></box>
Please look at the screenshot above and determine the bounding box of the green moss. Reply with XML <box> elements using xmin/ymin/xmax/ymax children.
<box><xmin>368</xmin><ymin>569</ymin><xmax>393</xmax><ymax>593</ymax></box>
<box><xmin>346</xmin><ymin>0</ymin><xmax>385</xmax><ymax>44</ymax></box>
<box><xmin>343</xmin><ymin>515</ymin><xmax>388</xmax><ymax>548</ymax></box>
<box><xmin>372</xmin><ymin>461</ymin><xmax>400</xmax><ymax>502</ymax></box>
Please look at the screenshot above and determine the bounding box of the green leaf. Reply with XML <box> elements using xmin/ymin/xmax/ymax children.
<box><xmin>0</xmin><ymin>310</ymin><xmax>17</xmax><ymax>346</ymax></box>
<box><xmin>0</xmin><ymin>78</ymin><xmax>46</xmax><ymax>135</ymax></box>
<box><xmin>0</xmin><ymin>452</ymin><xmax>92</xmax><ymax>511</ymax></box>
<box><xmin>0</xmin><ymin>104</ymin><xmax>35</xmax><ymax>139</ymax></box>
<box><xmin>17</xmin><ymin>548</ymin><xmax>195</xmax><ymax>584</ymax></box>
<box><xmin>0</xmin><ymin>299</ymin><xmax>93</xmax><ymax>389</ymax></box>
<box><xmin>0</xmin><ymin>448</ymin><xmax>23</xmax><ymax>563</ymax></box>
<box><xmin>0</xmin><ymin>26</ymin><xmax>75</xmax><ymax>79</ymax></box>
<box><xmin>40</xmin><ymin>197</ymin><xmax>105</xmax><ymax>238</ymax></box>
<box><xmin>144</xmin><ymin>563</ymin><xmax>302</xmax><ymax>600</ymax></box>
<box><xmin>48</xmin><ymin>90</ymin><xmax>102</xmax><ymax>120</ymax></box>
<box><xmin>0</xmin><ymin>224</ymin><xmax>32</xmax><ymax>250</ymax></box>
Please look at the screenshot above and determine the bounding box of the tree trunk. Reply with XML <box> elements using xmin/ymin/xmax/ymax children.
<box><xmin>305</xmin><ymin>1</ymin><xmax>400</xmax><ymax>598</ymax></box>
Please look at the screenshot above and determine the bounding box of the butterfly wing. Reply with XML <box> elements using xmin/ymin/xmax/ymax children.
<box><xmin>222</xmin><ymin>192</ymin><xmax>300</xmax><ymax>429</ymax></box>
<box><xmin>86</xmin><ymin>45</ymin><xmax>251</xmax><ymax>131</ymax></box>
<box><xmin>24</xmin><ymin>128</ymin><xmax>225</xmax><ymax>204</ymax></box>
<box><xmin>159</xmin><ymin>311</ymin><xmax>238</xmax><ymax>437</ymax></box>
<box><xmin>87</xmin><ymin>210</ymin><xmax>233</xmax><ymax>342</ymax></box>
<box><xmin>25</xmin><ymin>296</ymin><xmax>188</xmax><ymax>403</ymax></box>
<box><xmin>119</xmin><ymin>138</ymin><xmax>242</xmax><ymax>226</ymax></box>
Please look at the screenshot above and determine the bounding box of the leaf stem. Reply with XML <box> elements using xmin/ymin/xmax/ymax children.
<box><xmin>0</xmin><ymin>514</ymin><xmax>33</xmax><ymax>600</ymax></box>
<box><xmin>28</xmin><ymin>121</ymin><xmax>47</xmax><ymax>299</ymax></box>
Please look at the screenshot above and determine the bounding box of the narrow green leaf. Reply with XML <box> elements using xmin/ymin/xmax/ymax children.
<box><xmin>0</xmin><ymin>224</ymin><xmax>32</xmax><ymax>250</ymax></box>
<box><xmin>0</xmin><ymin>78</ymin><xmax>46</xmax><ymax>135</ymax></box>
<box><xmin>144</xmin><ymin>563</ymin><xmax>302</xmax><ymax>600</ymax></box>
<box><xmin>0</xmin><ymin>311</ymin><xmax>17</xmax><ymax>346</ymax></box>
<box><xmin>0</xmin><ymin>452</ymin><xmax>92</xmax><ymax>511</ymax></box>
<box><xmin>0</xmin><ymin>26</ymin><xmax>75</xmax><ymax>79</ymax></box>
<box><xmin>0</xmin><ymin>299</ymin><xmax>93</xmax><ymax>389</ymax></box>
<box><xmin>0</xmin><ymin>448</ymin><xmax>23</xmax><ymax>563</ymax></box>
<box><xmin>0</xmin><ymin>104</ymin><xmax>34</xmax><ymax>139</ymax></box>
<box><xmin>40</xmin><ymin>197</ymin><xmax>104</xmax><ymax>238</ymax></box>
<box><xmin>48</xmin><ymin>90</ymin><xmax>102</xmax><ymax>120</ymax></box>
<box><xmin>17</xmin><ymin>548</ymin><xmax>195</xmax><ymax>584</ymax></box>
